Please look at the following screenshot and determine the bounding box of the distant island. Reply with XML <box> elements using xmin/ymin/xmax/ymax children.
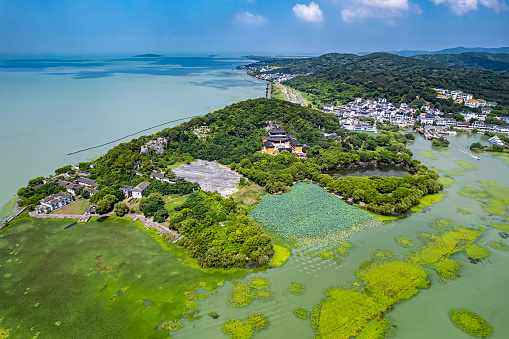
<box><xmin>132</xmin><ymin>54</ymin><xmax>163</xmax><ymax>58</ymax></box>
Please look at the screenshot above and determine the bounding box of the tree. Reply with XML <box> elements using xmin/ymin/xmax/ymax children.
<box><xmin>153</xmin><ymin>208</ymin><xmax>169</xmax><ymax>223</ymax></box>
<box><xmin>453</xmin><ymin>113</ymin><xmax>465</xmax><ymax>122</ymax></box>
<box><xmin>81</xmin><ymin>190</ymin><xmax>90</xmax><ymax>199</ymax></box>
<box><xmin>114</xmin><ymin>202</ymin><xmax>129</xmax><ymax>217</ymax></box>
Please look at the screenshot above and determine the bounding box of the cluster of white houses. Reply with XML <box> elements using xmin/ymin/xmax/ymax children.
<box><xmin>120</xmin><ymin>182</ymin><xmax>151</xmax><ymax>199</ymax></box>
<box><xmin>434</xmin><ymin>88</ymin><xmax>497</xmax><ymax>108</ymax></box>
<box><xmin>323</xmin><ymin>97</ymin><xmax>509</xmax><ymax>134</ymax></box>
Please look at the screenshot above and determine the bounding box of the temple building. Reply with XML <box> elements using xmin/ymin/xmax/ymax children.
<box><xmin>261</xmin><ymin>127</ymin><xmax>307</xmax><ymax>157</ymax></box>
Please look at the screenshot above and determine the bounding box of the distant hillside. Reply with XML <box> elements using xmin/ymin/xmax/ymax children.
<box><xmin>411</xmin><ymin>52</ymin><xmax>509</xmax><ymax>72</ymax></box>
<box><xmin>282</xmin><ymin>52</ymin><xmax>509</xmax><ymax>115</ymax></box>
<box><xmin>385</xmin><ymin>47</ymin><xmax>509</xmax><ymax>57</ymax></box>
<box><xmin>244</xmin><ymin>53</ymin><xmax>359</xmax><ymax>75</ymax></box>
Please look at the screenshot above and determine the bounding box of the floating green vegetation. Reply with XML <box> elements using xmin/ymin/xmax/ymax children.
<box><xmin>356</xmin><ymin>318</ymin><xmax>391</xmax><ymax>339</ymax></box>
<box><xmin>0</xmin><ymin>217</ymin><xmax>250</xmax><ymax>338</ymax></box>
<box><xmin>439</xmin><ymin>177</ymin><xmax>455</xmax><ymax>188</ymax></box>
<box><xmin>356</xmin><ymin>260</ymin><xmax>429</xmax><ymax>306</ymax></box>
<box><xmin>430</xmin><ymin>168</ymin><xmax>443</xmax><ymax>173</ymax></box>
<box><xmin>288</xmin><ymin>282</ymin><xmax>305</xmax><ymax>295</ymax></box>
<box><xmin>0</xmin><ymin>329</ymin><xmax>10</xmax><ymax>339</ymax></box>
<box><xmin>294</xmin><ymin>308</ymin><xmax>310</xmax><ymax>320</ymax></box>
<box><xmin>465</xmin><ymin>244</ymin><xmax>491</xmax><ymax>259</ymax></box>
<box><xmin>489</xmin><ymin>151</ymin><xmax>509</xmax><ymax>164</ymax></box>
<box><xmin>459</xmin><ymin>186</ymin><xmax>509</xmax><ymax>215</ymax></box>
<box><xmin>407</xmin><ymin>225</ymin><xmax>483</xmax><ymax>279</ymax></box>
<box><xmin>454</xmin><ymin>160</ymin><xmax>479</xmax><ymax>171</ymax></box>
<box><xmin>395</xmin><ymin>237</ymin><xmax>415</xmax><ymax>248</ymax></box>
<box><xmin>161</xmin><ymin>319</ymin><xmax>183</xmax><ymax>332</ymax></box>
<box><xmin>250</xmin><ymin>183</ymin><xmax>376</xmax><ymax>239</ymax></box>
<box><xmin>304</xmin><ymin>250</ymin><xmax>316</xmax><ymax>257</ymax></box>
<box><xmin>449</xmin><ymin>309</ymin><xmax>494</xmax><ymax>338</ymax></box>
<box><xmin>371</xmin><ymin>249</ymin><xmax>397</xmax><ymax>262</ymax></box>
<box><xmin>227</xmin><ymin>283</ymin><xmax>254</xmax><ymax>308</ymax></box>
<box><xmin>198</xmin><ymin>293</ymin><xmax>208</xmax><ymax>300</ymax></box>
<box><xmin>409</xmin><ymin>193</ymin><xmax>447</xmax><ymax>213</ymax></box>
<box><xmin>429</xmin><ymin>218</ymin><xmax>454</xmax><ymax>230</ymax></box>
<box><xmin>0</xmin><ymin>197</ymin><xmax>17</xmax><ymax>219</ymax></box>
<box><xmin>308</xmin><ymin>221</ymin><xmax>486</xmax><ymax>338</ymax></box>
<box><xmin>487</xmin><ymin>241</ymin><xmax>509</xmax><ymax>251</ymax></box>
<box><xmin>445</xmin><ymin>168</ymin><xmax>466</xmax><ymax>177</ymax></box>
<box><xmin>248</xmin><ymin>277</ymin><xmax>270</xmax><ymax>290</ymax></box>
<box><xmin>335</xmin><ymin>241</ymin><xmax>353</xmax><ymax>256</ymax></box>
<box><xmin>438</xmin><ymin>151</ymin><xmax>452</xmax><ymax>157</ymax></box>
<box><xmin>477</xmin><ymin>181</ymin><xmax>498</xmax><ymax>186</ymax></box>
<box><xmin>208</xmin><ymin>311</ymin><xmax>220</xmax><ymax>319</ymax></box>
<box><xmin>457</xmin><ymin>208</ymin><xmax>471</xmax><ymax>215</ymax></box>
<box><xmin>222</xmin><ymin>313</ymin><xmax>270</xmax><ymax>339</ymax></box>
<box><xmin>248</xmin><ymin>277</ymin><xmax>275</xmax><ymax>301</ymax></box>
<box><xmin>488</xmin><ymin>224</ymin><xmax>509</xmax><ymax>232</ymax></box>
<box><xmin>318</xmin><ymin>249</ymin><xmax>334</xmax><ymax>260</ymax></box>
<box><xmin>269</xmin><ymin>245</ymin><xmax>290</xmax><ymax>267</ymax></box>
<box><xmin>421</xmin><ymin>151</ymin><xmax>438</xmax><ymax>160</ymax></box>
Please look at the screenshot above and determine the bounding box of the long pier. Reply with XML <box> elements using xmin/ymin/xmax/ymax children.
<box><xmin>0</xmin><ymin>207</ymin><xmax>27</xmax><ymax>231</ymax></box>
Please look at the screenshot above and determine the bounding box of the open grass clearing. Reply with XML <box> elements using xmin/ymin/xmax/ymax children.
<box><xmin>50</xmin><ymin>198</ymin><xmax>89</xmax><ymax>215</ymax></box>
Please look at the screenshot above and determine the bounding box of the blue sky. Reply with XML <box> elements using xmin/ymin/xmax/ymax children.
<box><xmin>1</xmin><ymin>0</ymin><xmax>508</xmax><ymax>55</ymax></box>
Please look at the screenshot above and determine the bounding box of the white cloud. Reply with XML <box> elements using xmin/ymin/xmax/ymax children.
<box><xmin>340</xmin><ymin>0</ymin><xmax>420</xmax><ymax>23</ymax></box>
<box><xmin>235</xmin><ymin>11</ymin><xmax>268</xmax><ymax>25</ymax></box>
<box><xmin>293</xmin><ymin>2</ymin><xmax>324</xmax><ymax>23</ymax></box>
<box><xmin>430</xmin><ymin>0</ymin><xmax>508</xmax><ymax>15</ymax></box>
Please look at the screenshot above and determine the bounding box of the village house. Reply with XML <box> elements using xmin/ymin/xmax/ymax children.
<box><xmin>149</xmin><ymin>172</ymin><xmax>174</xmax><ymax>183</ymax></box>
<box><xmin>35</xmin><ymin>192</ymin><xmax>73</xmax><ymax>213</ymax></box>
<box><xmin>76</xmin><ymin>177</ymin><xmax>98</xmax><ymax>188</ymax></box>
<box><xmin>83</xmin><ymin>187</ymin><xmax>99</xmax><ymax>197</ymax></box>
<box><xmin>120</xmin><ymin>185</ymin><xmax>133</xmax><ymax>198</ymax></box>
<box><xmin>132</xmin><ymin>182</ymin><xmax>151</xmax><ymax>199</ymax></box>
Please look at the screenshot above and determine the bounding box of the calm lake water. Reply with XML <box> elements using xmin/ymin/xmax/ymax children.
<box><xmin>0</xmin><ymin>55</ymin><xmax>266</xmax><ymax>217</ymax></box>
<box><xmin>175</xmin><ymin>133</ymin><xmax>509</xmax><ymax>339</ymax></box>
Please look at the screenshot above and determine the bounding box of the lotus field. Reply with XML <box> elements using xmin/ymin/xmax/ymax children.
<box><xmin>250</xmin><ymin>182</ymin><xmax>376</xmax><ymax>239</ymax></box>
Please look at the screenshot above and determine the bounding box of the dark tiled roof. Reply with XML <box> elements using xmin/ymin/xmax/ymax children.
<box><xmin>133</xmin><ymin>181</ymin><xmax>151</xmax><ymax>192</ymax></box>
<box><xmin>290</xmin><ymin>139</ymin><xmax>302</xmax><ymax>147</ymax></box>
<box><xmin>263</xmin><ymin>141</ymin><xmax>274</xmax><ymax>148</ymax></box>
<box><xmin>269</xmin><ymin>127</ymin><xmax>286</xmax><ymax>135</ymax></box>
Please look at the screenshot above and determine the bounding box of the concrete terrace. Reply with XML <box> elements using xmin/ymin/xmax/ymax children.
<box><xmin>172</xmin><ymin>160</ymin><xmax>243</xmax><ymax>197</ymax></box>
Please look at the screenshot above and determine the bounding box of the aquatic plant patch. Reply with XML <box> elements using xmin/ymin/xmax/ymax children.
<box><xmin>439</xmin><ymin>177</ymin><xmax>455</xmax><ymax>188</ymax></box>
<box><xmin>335</xmin><ymin>241</ymin><xmax>353</xmax><ymax>256</ymax></box>
<box><xmin>288</xmin><ymin>282</ymin><xmax>305</xmax><ymax>295</ymax></box>
<box><xmin>421</xmin><ymin>151</ymin><xmax>438</xmax><ymax>160</ymax></box>
<box><xmin>459</xmin><ymin>186</ymin><xmax>509</xmax><ymax>215</ymax></box>
<box><xmin>0</xmin><ymin>217</ymin><xmax>249</xmax><ymax>339</ymax></box>
<box><xmin>488</xmin><ymin>224</ymin><xmax>509</xmax><ymax>232</ymax></box>
<box><xmin>445</xmin><ymin>168</ymin><xmax>466</xmax><ymax>177</ymax></box>
<box><xmin>409</xmin><ymin>193</ymin><xmax>447</xmax><ymax>213</ymax></box>
<box><xmin>395</xmin><ymin>237</ymin><xmax>415</xmax><ymax>248</ymax></box>
<box><xmin>487</xmin><ymin>241</ymin><xmax>509</xmax><ymax>251</ymax></box>
<box><xmin>454</xmin><ymin>160</ymin><xmax>479</xmax><ymax>171</ymax></box>
<box><xmin>222</xmin><ymin>313</ymin><xmax>269</xmax><ymax>339</ymax></box>
<box><xmin>269</xmin><ymin>245</ymin><xmax>290</xmax><ymax>267</ymax></box>
<box><xmin>449</xmin><ymin>309</ymin><xmax>493</xmax><ymax>338</ymax></box>
<box><xmin>457</xmin><ymin>208</ymin><xmax>471</xmax><ymax>215</ymax></box>
<box><xmin>293</xmin><ymin>308</ymin><xmax>310</xmax><ymax>320</ymax></box>
<box><xmin>465</xmin><ymin>244</ymin><xmax>491</xmax><ymax>260</ymax></box>
<box><xmin>318</xmin><ymin>249</ymin><xmax>334</xmax><ymax>259</ymax></box>
<box><xmin>477</xmin><ymin>181</ymin><xmax>497</xmax><ymax>186</ymax></box>
<box><xmin>227</xmin><ymin>283</ymin><xmax>254</xmax><ymax>308</ymax></box>
<box><xmin>250</xmin><ymin>183</ymin><xmax>376</xmax><ymax>239</ymax></box>
<box><xmin>407</xmin><ymin>225</ymin><xmax>483</xmax><ymax>279</ymax></box>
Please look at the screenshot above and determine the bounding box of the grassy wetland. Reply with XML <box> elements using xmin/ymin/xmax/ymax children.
<box><xmin>1</xmin><ymin>134</ymin><xmax>509</xmax><ymax>338</ymax></box>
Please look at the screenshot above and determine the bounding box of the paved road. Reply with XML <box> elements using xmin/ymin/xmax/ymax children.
<box><xmin>281</xmin><ymin>85</ymin><xmax>307</xmax><ymax>106</ymax></box>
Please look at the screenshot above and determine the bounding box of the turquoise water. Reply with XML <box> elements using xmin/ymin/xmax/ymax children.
<box><xmin>0</xmin><ymin>55</ymin><xmax>265</xmax><ymax>213</ymax></box>
<box><xmin>175</xmin><ymin>133</ymin><xmax>509</xmax><ymax>339</ymax></box>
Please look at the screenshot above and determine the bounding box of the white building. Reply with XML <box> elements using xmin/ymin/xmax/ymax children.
<box><xmin>35</xmin><ymin>192</ymin><xmax>73</xmax><ymax>213</ymax></box>
<box><xmin>132</xmin><ymin>182</ymin><xmax>151</xmax><ymax>199</ymax></box>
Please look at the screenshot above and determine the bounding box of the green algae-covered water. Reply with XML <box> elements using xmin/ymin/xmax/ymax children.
<box><xmin>1</xmin><ymin>132</ymin><xmax>508</xmax><ymax>338</ymax></box>
<box><xmin>174</xmin><ymin>133</ymin><xmax>509</xmax><ymax>339</ymax></box>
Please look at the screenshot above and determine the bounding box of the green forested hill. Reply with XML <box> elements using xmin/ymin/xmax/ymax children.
<box><xmin>248</xmin><ymin>53</ymin><xmax>359</xmax><ymax>75</ymax></box>
<box><xmin>283</xmin><ymin>53</ymin><xmax>509</xmax><ymax>115</ymax></box>
<box><xmin>412</xmin><ymin>52</ymin><xmax>509</xmax><ymax>72</ymax></box>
